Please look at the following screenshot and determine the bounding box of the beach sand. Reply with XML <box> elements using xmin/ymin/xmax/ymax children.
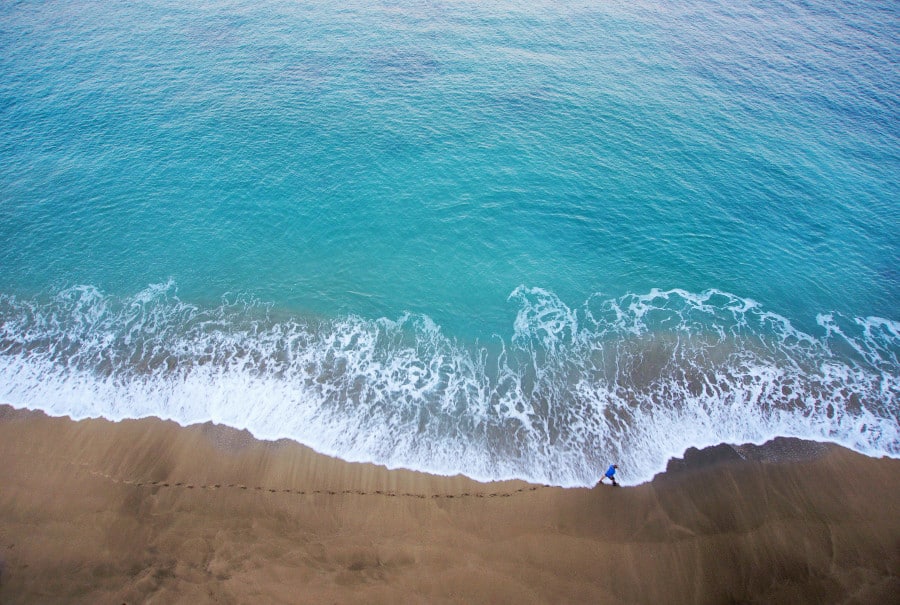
<box><xmin>0</xmin><ymin>405</ymin><xmax>897</xmax><ymax>604</ymax></box>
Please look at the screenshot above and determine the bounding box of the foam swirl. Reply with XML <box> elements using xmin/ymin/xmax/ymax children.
<box><xmin>1</xmin><ymin>282</ymin><xmax>897</xmax><ymax>486</ymax></box>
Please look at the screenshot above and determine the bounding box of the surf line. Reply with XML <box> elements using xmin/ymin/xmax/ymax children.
<box><xmin>72</xmin><ymin>463</ymin><xmax>549</xmax><ymax>500</ymax></box>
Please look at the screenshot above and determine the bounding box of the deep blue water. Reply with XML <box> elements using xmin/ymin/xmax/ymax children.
<box><xmin>1</xmin><ymin>0</ymin><xmax>898</xmax><ymax>485</ymax></box>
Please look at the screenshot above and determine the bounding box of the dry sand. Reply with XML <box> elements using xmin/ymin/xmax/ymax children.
<box><xmin>0</xmin><ymin>404</ymin><xmax>897</xmax><ymax>604</ymax></box>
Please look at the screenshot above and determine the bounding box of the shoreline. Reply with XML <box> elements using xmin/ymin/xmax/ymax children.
<box><xmin>3</xmin><ymin>283</ymin><xmax>896</xmax><ymax>489</ymax></box>
<box><xmin>2</xmin><ymin>400</ymin><xmax>894</xmax><ymax>488</ymax></box>
<box><xmin>2</xmin><ymin>404</ymin><xmax>898</xmax><ymax>603</ymax></box>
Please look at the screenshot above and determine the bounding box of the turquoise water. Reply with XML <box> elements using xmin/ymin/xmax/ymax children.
<box><xmin>1</xmin><ymin>0</ymin><xmax>898</xmax><ymax>485</ymax></box>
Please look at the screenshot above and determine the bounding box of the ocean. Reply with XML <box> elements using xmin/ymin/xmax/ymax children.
<box><xmin>1</xmin><ymin>0</ymin><xmax>897</xmax><ymax>486</ymax></box>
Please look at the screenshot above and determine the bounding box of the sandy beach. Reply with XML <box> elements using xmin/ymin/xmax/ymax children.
<box><xmin>0</xmin><ymin>404</ymin><xmax>897</xmax><ymax>604</ymax></box>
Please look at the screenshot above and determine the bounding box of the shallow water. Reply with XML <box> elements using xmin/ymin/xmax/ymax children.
<box><xmin>1</xmin><ymin>0</ymin><xmax>898</xmax><ymax>484</ymax></box>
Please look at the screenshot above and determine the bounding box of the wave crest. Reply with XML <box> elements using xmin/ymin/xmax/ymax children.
<box><xmin>1</xmin><ymin>282</ymin><xmax>897</xmax><ymax>486</ymax></box>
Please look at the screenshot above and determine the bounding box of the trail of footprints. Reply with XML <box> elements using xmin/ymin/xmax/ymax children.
<box><xmin>80</xmin><ymin>465</ymin><xmax>545</xmax><ymax>500</ymax></box>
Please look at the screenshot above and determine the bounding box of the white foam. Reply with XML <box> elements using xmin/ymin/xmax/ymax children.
<box><xmin>0</xmin><ymin>282</ymin><xmax>897</xmax><ymax>486</ymax></box>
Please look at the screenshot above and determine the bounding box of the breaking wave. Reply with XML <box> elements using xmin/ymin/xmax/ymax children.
<box><xmin>1</xmin><ymin>282</ymin><xmax>897</xmax><ymax>486</ymax></box>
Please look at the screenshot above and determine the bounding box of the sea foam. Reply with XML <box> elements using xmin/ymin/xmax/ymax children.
<box><xmin>1</xmin><ymin>282</ymin><xmax>897</xmax><ymax>486</ymax></box>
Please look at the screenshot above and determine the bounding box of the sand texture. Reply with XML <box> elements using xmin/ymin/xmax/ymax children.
<box><xmin>0</xmin><ymin>405</ymin><xmax>898</xmax><ymax>604</ymax></box>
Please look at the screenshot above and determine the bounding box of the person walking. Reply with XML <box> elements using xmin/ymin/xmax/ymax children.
<box><xmin>599</xmin><ymin>464</ymin><xmax>619</xmax><ymax>486</ymax></box>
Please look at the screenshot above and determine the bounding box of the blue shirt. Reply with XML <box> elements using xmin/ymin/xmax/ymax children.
<box><xmin>605</xmin><ymin>465</ymin><xmax>616</xmax><ymax>478</ymax></box>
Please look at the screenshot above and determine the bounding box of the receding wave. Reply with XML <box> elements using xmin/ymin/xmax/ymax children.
<box><xmin>0</xmin><ymin>282</ymin><xmax>897</xmax><ymax>486</ymax></box>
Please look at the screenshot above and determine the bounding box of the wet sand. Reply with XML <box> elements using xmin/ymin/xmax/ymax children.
<box><xmin>0</xmin><ymin>404</ymin><xmax>897</xmax><ymax>604</ymax></box>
